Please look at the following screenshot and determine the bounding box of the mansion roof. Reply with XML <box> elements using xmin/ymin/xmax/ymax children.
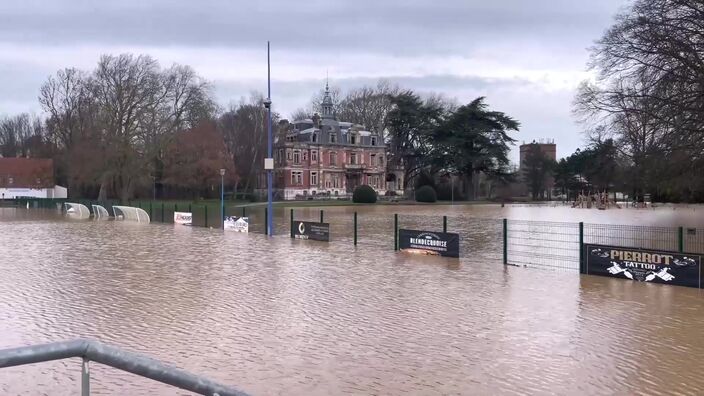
<box><xmin>280</xmin><ymin>84</ymin><xmax>383</xmax><ymax>148</ymax></box>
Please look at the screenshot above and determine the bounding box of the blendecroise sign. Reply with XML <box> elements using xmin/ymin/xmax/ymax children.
<box><xmin>399</xmin><ymin>229</ymin><xmax>460</xmax><ymax>258</ymax></box>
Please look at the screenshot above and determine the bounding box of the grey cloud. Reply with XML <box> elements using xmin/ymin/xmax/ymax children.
<box><xmin>0</xmin><ymin>0</ymin><xmax>626</xmax><ymax>160</ymax></box>
<box><xmin>0</xmin><ymin>63</ymin><xmax>48</xmax><ymax>115</ymax></box>
<box><xmin>0</xmin><ymin>0</ymin><xmax>626</xmax><ymax>55</ymax></box>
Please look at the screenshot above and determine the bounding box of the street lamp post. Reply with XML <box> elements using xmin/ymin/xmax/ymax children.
<box><xmin>263</xmin><ymin>41</ymin><xmax>274</xmax><ymax>236</ymax></box>
<box><xmin>220</xmin><ymin>168</ymin><xmax>225</xmax><ymax>229</ymax></box>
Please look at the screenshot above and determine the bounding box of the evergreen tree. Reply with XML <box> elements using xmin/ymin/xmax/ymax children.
<box><xmin>431</xmin><ymin>97</ymin><xmax>518</xmax><ymax>200</ymax></box>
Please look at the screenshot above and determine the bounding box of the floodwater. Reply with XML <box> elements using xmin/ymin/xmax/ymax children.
<box><xmin>1</xmin><ymin>204</ymin><xmax>704</xmax><ymax>395</ymax></box>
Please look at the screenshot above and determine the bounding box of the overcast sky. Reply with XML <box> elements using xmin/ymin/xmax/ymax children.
<box><xmin>0</xmin><ymin>0</ymin><xmax>630</xmax><ymax>163</ymax></box>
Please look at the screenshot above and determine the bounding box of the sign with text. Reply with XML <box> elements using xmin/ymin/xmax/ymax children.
<box><xmin>292</xmin><ymin>221</ymin><xmax>330</xmax><ymax>242</ymax></box>
<box><xmin>173</xmin><ymin>212</ymin><xmax>192</xmax><ymax>225</ymax></box>
<box><xmin>399</xmin><ymin>229</ymin><xmax>460</xmax><ymax>258</ymax></box>
<box><xmin>585</xmin><ymin>244</ymin><xmax>701</xmax><ymax>288</ymax></box>
<box><xmin>224</xmin><ymin>216</ymin><xmax>249</xmax><ymax>232</ymax></box>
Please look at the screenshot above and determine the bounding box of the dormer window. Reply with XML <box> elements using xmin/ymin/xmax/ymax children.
<box><xmin>371</xmin><ymin>137</ymin><xmax>377</xmax><ymax>146</ymax></box>
<box><xmin>329</xmin><ymin>133</ymin><xmax>337</xmax><ymax>143</ymax></box>
<box><xmin>312</xmin><ymin>133</ymin><xmax>318</xmax><ymax>143</ymax></box>
<box><xmin>351</xmin><ymin>134</ymin><xmax>357</xmax><ymax>145</ymax></box>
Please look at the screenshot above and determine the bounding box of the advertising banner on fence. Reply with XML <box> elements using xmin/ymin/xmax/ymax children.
<box><xmin>585</xmin><ymin>244</ymin><xmax>701</xmax><ymax>288</ymax></box>
<box><xmin>292</xmin><ymin>221</ymin><xmax>330</xmax><ymax>242</ymax></box>
<box><xmin>173</xmin><ymin>212</ymin><xmax>192</xmax><ymax>226</ymax></box>
<box><xmin>399</xmin><ymin>229</ymin><xmax>460</xmax><ymax>258</ymax></box>
<box><xmin>224</xmin><ymin>216</ymin><xmax>249</xmax><ymax>232</ymax></box>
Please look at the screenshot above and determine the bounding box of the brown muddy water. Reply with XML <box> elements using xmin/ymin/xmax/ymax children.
<box><xmin>1</xmin><ymin>204</ymin><xmax>703</xmax><ymax>395</ymax></box>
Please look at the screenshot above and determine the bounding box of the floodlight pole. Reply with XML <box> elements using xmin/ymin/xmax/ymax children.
<box><xmin>264</xmin><ymin>41</ymin><xmax>274</xmax><ymax>236</ymax></box>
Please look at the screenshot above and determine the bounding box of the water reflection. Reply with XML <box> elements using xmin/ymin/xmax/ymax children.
<box><xmin>0</xmin><ymin>205</ymin><xmax>703</xmax><ymax>395</ymax></box>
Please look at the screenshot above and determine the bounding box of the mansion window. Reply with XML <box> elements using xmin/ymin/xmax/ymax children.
<box><xmin>291</xmin><ymin>171</ymin><xmax>302</xmax><ymax>185</ymax></box>
<box><xmin>293</xmin><ymin>150</ymin><xmax>301</xmax><ymax>164</ymax></box>
<box><xmin>378</xmin><ymin>155</ymin><xmax>384</xmax><ymax>166</ymax></box>
<box><xmin>312</xmin><ymin>133</ymin><xmax>318</xmax><ymax>143</ymax></box>
<box><xmin>333</xmin><ymin>175</ymin><xmax>340</xmax><ymax>188</ymax></box>
<box><xmin>329</xmin><ymin>132</ymin><xmax>337</xmax><ymax>143</ymax></box>
<box><xmin>330</xmin><ymin>152</ymin><xmax>337</xmax><ymax>166</ymax></box>
<box><xmin>312</xmin><ymin>150</ymin><xmax>318</xmax><ymax>162</ymax></box>
<box><xmin>370</xmin><ymin>154</ymin><xmax>376</xmax><ymax>166</ymax></box>
<box><xmin>371</xmin><ymin>137</ymin><xmax>377</xmax><ymax>146</ymax></box>
<box><xmin>350</xmin><ymin>153</ymin><xmax>357</xmax><ymax>165</ymax></box>
<box><xmin>286</xmin><ymin>150</ymin><xmax>292</xmax><ymax>161</ymax></box>
<box><xmin>350</xmin><ymin>134</ymin><xmax>357</xmax><ymax>145</ymax></box>
<box><xmin>311</xmin><ymin>171</ymin><xmax>318</xmax><ymax>186</ymax></box>
<box><xmin>368</xmin><ymin>175</ymin><xmax>379</xmax><ymax>188</ymax></box>
<box><xmin>303</xmin><ymin>151</ymin><xmax>308</xmax><ymax>161</ymax></box>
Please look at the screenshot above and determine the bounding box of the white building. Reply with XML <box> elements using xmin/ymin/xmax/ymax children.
<box><xmin>0</xmin><ymin>158</ymin><xmax>67</xmax><ymax>199</ymax></box>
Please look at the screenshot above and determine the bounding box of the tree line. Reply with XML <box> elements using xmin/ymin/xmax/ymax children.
<box><xmin>0</xmin><ymin>54</ymin><xmax>522</xmax><ymax>201</ymax></box>
<box><xmin>521</xmin><ymin>0</ymin><xmax>704</xmax><ymax>204</ymax></box>
<box><xmin>574</xmin><ymin>0</ymin><xmax>704</xmax><ymax>203</ymax></box>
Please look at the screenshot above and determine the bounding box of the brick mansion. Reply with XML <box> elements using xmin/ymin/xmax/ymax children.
<box><xmin>269</xmin><ymin>84</ymin><xmax>403</xmax><ymax>200</ymax></box>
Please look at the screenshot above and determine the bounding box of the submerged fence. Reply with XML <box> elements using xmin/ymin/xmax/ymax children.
<box><xmin>11</xmin><ymin>197</ymin><xmax>704</xmax><ymax>275</ymax></box>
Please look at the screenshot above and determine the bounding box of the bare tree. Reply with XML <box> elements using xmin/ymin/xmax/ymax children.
<box><xmin>289</xmin><ymin>108</ymin><xmax>310</xmax><ymax>121</ymax></box>
<box><xmin>574</xmin><ymin>0</ymin><xmax>704</xmax><ymax>200</ymax></box>
<box><xmin>337</xmin><ymin>79</ymin><xmax>400</xmax><ymax>135</ymax></box>
<box><xmin>0</xmin><ymin>114</ymin><xmax>40</xmax><ymax>157</ymax></box>
<box><xmin>218</xmin><ymin>94</ymin><xmax>280</xmax><ymax>194</ymax></box>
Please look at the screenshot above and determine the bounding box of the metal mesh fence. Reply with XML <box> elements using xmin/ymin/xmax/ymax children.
<box><xmin>583</xmin><ymin>223</ymin><xmax>678</xmax><ymax>252</ymax></box>
<box><xmin>506</xmin><ymin>220</ymin><xmax>581</xmax><ymax>270</ymax></box>
<box><xmin>684</xmin><ymin>228</ymin><xmax>704</xmax><ymax>254</ymax></box>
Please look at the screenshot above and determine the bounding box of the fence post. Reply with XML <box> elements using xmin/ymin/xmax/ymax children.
<box><xmin>394</xmin><ymin>213</ymin><xmax>399</xmax><ymax>251</ymax></box>
<box><xmin>443</xmin><ymin>216</ymin><xmax>447</xmax><ymax>233</ymax></box>
<box><xmin>290</xmin><ymin>208</ymin><xmax>294</xmax><ymax>238</ymax></box>
<box><xmin>242</xmin><ymin>207</ymin><xmax>246</xmax><ymax>217</ymax></box>
<box><xmin>503</xmin><ymin>218</ymin><xmax>508</xmax><ymax>265</ymax></box>
<box><xmin>149</xmin><ymin>202</ymin><xmax>153</xmax><ymax>219</ymax></box>
<box><xmin>678</xmin><ymin>226</ymin><xmax>684</xmax><ymax>253</ymax></box>
<box><xmin>188</xmin><ymin>203</ymin><xmax>192</xmax><ymax>213</ymax></box>
<box><xmin>579</xmin><ymin>222</ymin><xmax>585</xmax><ymax>274</ymax></box>
<box><xmin>265</xmin><ymin>207</ymin><xmax>269</xmax><ymax>235</ymax></box>
<box><xmin>174</xmin><ymin>203</ymin><xmax>178</xmax><ymax>213</ymax></box>
<box><xmin>354</xmin><ymin>212</ymin><xmax>358</xmax><ymax>246</ymax></box>
<box><xmin>320</xmin><ymin>209</ymin><xmax>324</xmax><ymax>223</ymax></box>
<box><xmin>82</xmin><ymin>358</ymin><xmax>90</xmax><ymax>396</ymax></box>
<box><xmin>161</xmin><ymin>203</ymin><xmax>165</xmax><ymax>223</ymax></box>
<box><xmin>204</xmin><ymin>205</ymin><xmax>208</xmax><ymax>228</ymax></box>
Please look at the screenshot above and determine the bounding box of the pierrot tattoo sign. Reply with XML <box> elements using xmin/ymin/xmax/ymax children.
<box><xmin>585</xmin><ymin>244</ymin><xmax>701</xmax><ymax>288</ymax></box>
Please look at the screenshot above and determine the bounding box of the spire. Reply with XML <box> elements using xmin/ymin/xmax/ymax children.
<box><xmin>321</xmin><ymin>79</ymin><xmax>334</xmax><ymax>119</ymax></box>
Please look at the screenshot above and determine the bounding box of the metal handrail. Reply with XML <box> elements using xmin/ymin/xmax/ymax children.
<box><xmin>0</xmin><ymin>339</ymin><xmax>249</xmax><ymax>396</ymax></box>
